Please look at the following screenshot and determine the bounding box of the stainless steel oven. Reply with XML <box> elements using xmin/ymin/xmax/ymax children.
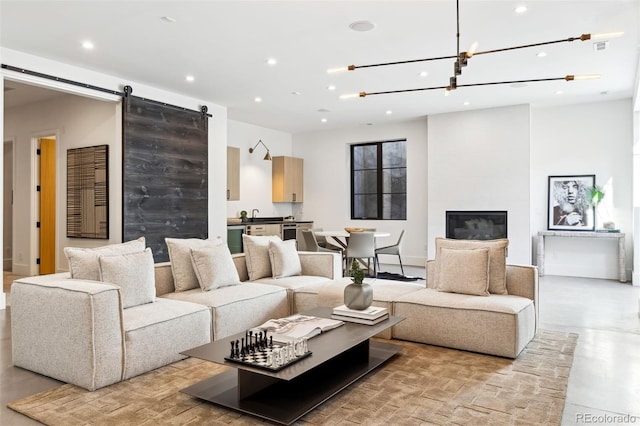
<box><xmin>281</xmin><ymin>223</ymin><xmax>297</xmax><ymax>242</ymax></box>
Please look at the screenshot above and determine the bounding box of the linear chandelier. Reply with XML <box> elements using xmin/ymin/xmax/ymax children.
<box><xmin>330</xmin><ymin>0</ymin><xmax>622</xmax><ymax>98</ymax></box>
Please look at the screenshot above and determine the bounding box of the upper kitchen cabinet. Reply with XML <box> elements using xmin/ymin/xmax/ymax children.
<box><xmin>227</xmin><ymin>146</ymin><xmax>240</xmax><ymax>201</ymax></box>
<box><xmin>272</xmin><ymin>156</ymin><xmax>303</xmax><ymax>203</ymax></box>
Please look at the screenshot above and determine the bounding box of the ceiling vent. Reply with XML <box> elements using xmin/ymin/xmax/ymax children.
<box><xmin>593</xmin><ymin>41</ymin><xmax>609</xmax><ymax>51</ymax></box>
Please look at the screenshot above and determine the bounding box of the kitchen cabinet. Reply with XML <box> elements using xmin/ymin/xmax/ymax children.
<box><xmin>272</xmin><ymin>156</ymin><xmax>303</xmax><ymax>203</ymax></box>
<box><xmin>227</xmin><ymin>146</ymin><xmax>240</xmax><ymax>201</ymax></box>
<box><xmin>245</xmin><ymin>224</ymin><xmax>281</xmax><ymax>237</ymax></box>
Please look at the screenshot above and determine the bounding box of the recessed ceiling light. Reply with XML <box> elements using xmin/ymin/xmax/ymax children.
<box><xmin>536</xmin><ymin>51</ymin><xmax>547</xmax><ymax>58</ymax></box>
<box><xmin>514</xmin><ymin>5</ymin><xmax>527</xmax><ymax>14</ymax></box>
<box><xmin>81</xmin><ymin>40</ymin><xmax>94</xmax><ymax>50</ymax></box>
<box><xmin>463</xmin><ymin>101</ymin><xmax>470</xmax><ymax>106</ymax></box>
<box><xmin>161</xmin><ymin>16</ymin><xmax>177</xmax><ymax>23</ymax></box>
<box><xmin>321</xmin><ymin>118</ymin><xmax>328</xmax><ymax>123</ymax></box>
<box><xmin>317</xmin><ymin>108</ymin><xmax>331</xmax><ymax>113</ymax></box>
<box><xmin>419</xmin><ymin>71</ymin><xmax>429</xmax><ymax>77</ymax></box>
<box><xmin>185</xmin><ymin>75</ymin><xmax>195</xmax><ymax>82</ymax></box>
<box><xmin>385</xmin><ymin>110</ymin><xmax>393</xmax><ymax>115</ymax></box>
<box><xmin>291</xmin><ymin>91</ymin><xmax>301</xmax><ymax>95</ymax></box>
<box><xmin>327</xmin><ymin>85</ymin><xmax>336</xmax><ymax>91</ymax></box>
<box><xmin>600</xmin><ymin>91</ymin><xmax>608</xmax><ymax>95</ymax></box>
<box><xmin>349</xmin><ymin>20</ymin><xmax>376</xmax><ymax>32</ymax></box>
<box><xmin>266</xmin><ymin>58</ymin><xmax>277</xmax><ymax>66</ymax></box>
<box><xmin>254</xmin><ymin>97</ymin><xmax>262</xmax><ymax>103</ymax></box>
<box><xmin>555</xmin><ymin>90</ymin><xmax>564</xmax><ymax>95</ymax></box>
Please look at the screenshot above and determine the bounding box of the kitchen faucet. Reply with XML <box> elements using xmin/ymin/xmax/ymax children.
<box><xmin>252</xmin><ymin>209</ymin><xmax>259</xmax><ymax>219</ymax></box>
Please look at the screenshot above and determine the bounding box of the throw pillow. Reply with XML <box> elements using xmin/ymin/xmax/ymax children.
<box><xmin>268</xmin><ymin>239</ymin><xmax>302</xmax><ymax>278</ymax></box>
<box><xmin>98</xmin><ymin>248</ymin><xmax>156</xmax><ymax>308</ymax></box>
<box><xmin>434</xmin><ymin>237</ymin><xmax>509</xmax><ymax>294</ymax></box>
<box><xmin>242</xmin><ymin>234</ymin><xmax>282</xmax><ymax>281</ymax></box>
<box><xmin>437</xmin><ymin>247</ymin><xmax>490</xmax><ymax>296</ymax></box>
<box><xmin>64</xmin><ymin>237</ymin><xmax>146</xmax><ymax>281</ymax></box>
<box><xmin>190</xmin><ymin>245</ymin><xmax>241</xmax><ymax>291</ymax></box>
<box><xmin>166</xmin><ymin>238</ymin><xmax>222</xmax><ymax>292</ymax></box>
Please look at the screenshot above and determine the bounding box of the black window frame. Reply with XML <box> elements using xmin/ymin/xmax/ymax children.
<box><xmin>350</xmin><ymin>139</ymin><xmax>407</xmax><ymax>220</ymax></box>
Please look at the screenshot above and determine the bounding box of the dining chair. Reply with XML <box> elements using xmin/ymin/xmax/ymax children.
<box><xmin>301</xmin><ymin>229</ymin><xmax>341</xmax><ymax>253</ymax></box>
<box><xmin>311</xmin><ymin>228</ymin><xmax>343</xmax><ymax>252</ymax></box>
<box><xmin>375</xmin><ymin>230</ymin><xmax>405</xmax><ymax>275</ymax></box>
<box><xmin>345</xmin><ymin>232</ymin><xmax>377</xmax><ymax>278</ymax></box>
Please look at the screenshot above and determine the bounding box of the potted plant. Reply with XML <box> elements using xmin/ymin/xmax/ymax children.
<box><xmin>344</xmin><ymin>259</ymin><xmax>373</xmax><ymax>310</ymax></box>
<box><xmin>240</xmin><ymin>210</ymin><xmax>248</xmax><ymax>223</ymax></box>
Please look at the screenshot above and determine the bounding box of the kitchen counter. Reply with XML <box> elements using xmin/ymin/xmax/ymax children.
<box><xmin>227</xmin><ymin>220</ymin><xmax>313</xmax><ymax>226</ymax></box>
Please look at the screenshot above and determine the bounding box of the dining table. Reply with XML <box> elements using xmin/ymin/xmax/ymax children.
<box><xmin>314</xmin><ymin>230</ymin><xmax>391</xmax><ymax>250</ymax></box>
<box><xmin>314</xmin><ymin>230</ymin><xmax>390</xmax><ymax>275</ymax></box>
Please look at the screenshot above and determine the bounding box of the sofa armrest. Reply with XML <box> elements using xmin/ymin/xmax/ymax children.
<box><xmin>11</xmin><ymin>278</ymin><xmax>125</xmax><ymax>391</ymax></box>
<box><xmin>299</xmin><ymin>251</ymin><xmax>343</xmax><ymax>280</ymax></box>
<box><xmin>425</xmin><ymin>260</ymin><xmax>436</xmax><ymax>288</ymax></box>
<box><xmin>506</xmin><ymin>264</ymin><xmax>539</xmax><ymax>330</ymax></box>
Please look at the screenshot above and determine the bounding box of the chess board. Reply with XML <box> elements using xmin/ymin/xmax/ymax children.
<box><xmin>225</xmin><ymin>344</ymin><xmax>312</xmax><ymax>372</ymax></box>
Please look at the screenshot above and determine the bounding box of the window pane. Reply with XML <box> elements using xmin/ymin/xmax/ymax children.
<box><xmin>382</xmin><ymin>168</ymin><xmax>406</xmax><ymax>193</ymax></box>
<box><xmin>382</xmin><ymin>141</ymin><xmax>406</xmax><ymax>168</ymax></box>
<box><xmin>382</xmin><ymin>194</ymin><xmax>406</xmax><ymax>220</ymax></box>
<box><xmin>354</xmin><ymin>170</ymin><xmax>377</xmax><ymax>194</ymax></box>
<box><xmin>354</xmin><ymin>144</ymin><xmax>377</xmax><ymax>170</ymax></box>
<box><xmin>353</xmin><ymin>194</ymin><xmax>378</xmax><ymax>219</ymax></box>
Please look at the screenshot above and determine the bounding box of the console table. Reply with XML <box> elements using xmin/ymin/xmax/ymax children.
<box><xmin>537</xmin><ymin>231</ymin><xmax>626</xmax><ymax>282</ymax></box>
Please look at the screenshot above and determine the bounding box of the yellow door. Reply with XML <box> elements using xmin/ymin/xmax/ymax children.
<box><xmin>39</xmin><ymin>138</ymin><xmax>56</xmax><ymax>274</ymax></box>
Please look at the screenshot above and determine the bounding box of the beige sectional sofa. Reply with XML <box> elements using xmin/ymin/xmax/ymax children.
<box><xmin>11</xmin><ymin>242</ymin><xmax>341</xmax><ymax>391</ymax></box>
<box><xmin>11</xmin><ymin>236</ymin><xmax>538</xmax><ymax>393</ymax></box>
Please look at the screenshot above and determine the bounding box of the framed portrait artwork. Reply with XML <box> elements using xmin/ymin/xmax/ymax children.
<box><xmin>547</xmin><ymin>175</ymin><xmax>595</xmax><ymax>231</ymax></box>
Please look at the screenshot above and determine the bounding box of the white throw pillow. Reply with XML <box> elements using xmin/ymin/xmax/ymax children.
<box><xmin>166</xmin><ymin>238</ymin><xmax>222</xmax><ymax>292</ymax></box>
<box><xmin>98</xmin><ymin>248</ymin><xmax>156</xmax><ymax>308</ymax></box>
<box><xmin>437</xmin><ymin>247</ymin><xmax>490</xmax><ymax>296</ymax></box>
<box><xmin>268</xmin><ymin>239</ymin><xmax>302</xmax><ymax>278</ymax></box>
<box><xmin>64</xmin><ymin>237</ymin><xmax>146</xmax><ymax>281</ymax></box>
<box><xmin>434</xmin><ymin>237</ymin><xmax>509</xmax><ymax>295</ymax></box>
<box><xmin>190</xmin><ymin>245</ymin><xmax>241</xmax><ymax>291</ymax></box>
<box><xmin>242</xmin><ymin>234</ymin><xmax>282</xmax><ymax>281</ymax></box>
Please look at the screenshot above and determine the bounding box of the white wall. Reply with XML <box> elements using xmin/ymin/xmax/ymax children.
<box><xmin>226</xmin><ymin>120</ymin><xmax>294</xmax><ymax>219</ymax></box>
<box><xmin>531</xmin><ymin>99</ymin><xmax>633</xmax><ymax>280</ymax></box>
<box><xmin>1</xmin><ymin>47</ymin><xmax>228</xmax><ymax>274</ymax></box>
<box><xmin>427</xmin><ymin>105</ymin><xmax>532</xmax><ymax>265</ymax></box>
<box><xmin>292</xmin><ymin>118</ymin><xmax>429</xmax><ymax>266</ymax></box>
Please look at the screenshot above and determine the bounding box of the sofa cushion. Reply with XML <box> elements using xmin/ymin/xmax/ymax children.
<box><xmin>438</xmin><ymin>247</ymin><xmax>490</xmax><ymax>296</ymax></box>
<box><xmin>243</xmin><ymin>235</ymin><xmax>282</xmax><ymax>281</ymax></box>
<box><xmin>64</xmin><ymin>237</ymin><xmax>146</xmax><ymax>281</ymax></box>
<box><xmin>190</xmin><ymin>245</ymin><xmax>241</xmax><ymax>291</ymax></box>
<box><xmin>121</xmin><ymin>298</ymin><xmax>211</xmax><ymax>379</ymax></box>
<box><xmin>160</xmin><ymin>282</ymin><xmax>289</xmax><ymax>339</ymax></box>
<box><xmin>434</xmin><ymin>237</ymin><xmax>509</xmax><ymax>295</ymax></box>
<box><xmin>268</xmin><ymin>239</ymin><xmax>302</xmax><ymax>278</ymax></box>
<box><xmin>98</xmin><ymin>248</ymin><xmax>156</xmax><ymax>308</ymax></box>
<box><xmin>166</xmin><ymin>238</ymin><xmax>221</xmax><ymax>292</ymax></box>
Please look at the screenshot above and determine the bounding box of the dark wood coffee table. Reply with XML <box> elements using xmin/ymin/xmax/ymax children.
<box><xmin>180</xmin><ymin>307</ymin><xmax>404</xmax><ymax>425</ymax></box>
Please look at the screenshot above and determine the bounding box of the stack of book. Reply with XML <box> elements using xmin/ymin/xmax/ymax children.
<box><xmin>331</xmin><ymin>305</ymin><xmax>389</xmax><ymax>325</ymax></box>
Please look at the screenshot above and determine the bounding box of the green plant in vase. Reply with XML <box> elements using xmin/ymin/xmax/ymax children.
<box><xmin>587</xmin><ymin>185</ymin><xmax>614</xmax><ymax>229</ymax></box>
<box><xmin>349</xmin><ymin>259</ymin><xmax>365</xmax><ymax>284</ymax></box>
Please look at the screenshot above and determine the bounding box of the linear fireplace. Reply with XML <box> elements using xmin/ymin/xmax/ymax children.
<box><xmin>446</xmin><ymin>211</ymin><xmax>507</xmax><ymax>240</ymax></box>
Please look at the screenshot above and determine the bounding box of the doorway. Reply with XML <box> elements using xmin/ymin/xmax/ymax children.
<box><xmin>38</xmin><ymin>136</ymin><xmax>56</xmax><ymax>274</ymax></box>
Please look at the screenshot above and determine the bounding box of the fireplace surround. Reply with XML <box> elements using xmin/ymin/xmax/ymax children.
<box><xmin>446</xmin><ymin>211</ymin><xmax>507</xmax><ymax>240</ymax></box>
